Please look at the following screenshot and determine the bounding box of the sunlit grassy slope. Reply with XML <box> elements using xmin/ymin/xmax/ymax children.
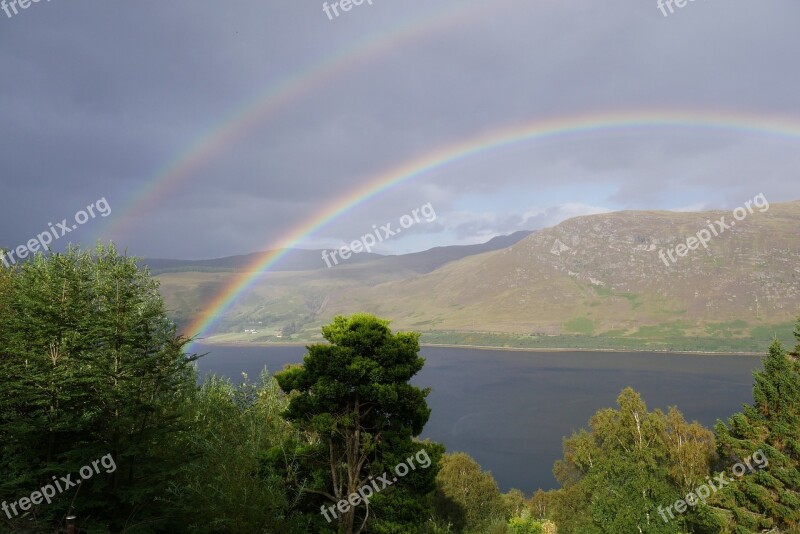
<box><xmin>156</xmin><ymin>201</ymin><xmax>800</xmax><ymax>352</ymax></box>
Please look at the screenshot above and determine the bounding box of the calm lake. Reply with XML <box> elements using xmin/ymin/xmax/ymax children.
<box><xmin>193</xmin><ymin>344</ymin><xmax>760</xmax><ymax>493</ymax></box>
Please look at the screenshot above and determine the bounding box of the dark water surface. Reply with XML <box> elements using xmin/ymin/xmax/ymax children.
<box><xmin>194</xmin><ymin>344</ymin><xmax>760</xmax><ymax>493</ymax></box>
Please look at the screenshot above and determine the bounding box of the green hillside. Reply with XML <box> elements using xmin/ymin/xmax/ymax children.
<box><xmin>156</xmin><ymin>201</ymin><xmax>800</xmax><ymax>352</ymax></box>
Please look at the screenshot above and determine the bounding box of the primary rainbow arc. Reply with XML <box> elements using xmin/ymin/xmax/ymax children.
<box><xmin>183</xmin><ymin>109</ymin><xmax>800</xmax><ymax>350</ymax></box>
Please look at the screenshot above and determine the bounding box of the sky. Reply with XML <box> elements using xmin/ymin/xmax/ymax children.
<box><xmin>1</xmin><ymin>0</ymin><xmax>798</xmax><ymax>260</ymax></box>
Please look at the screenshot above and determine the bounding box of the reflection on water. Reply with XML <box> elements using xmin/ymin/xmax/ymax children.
<box><xmin>194</xmin><ymin>344</ymin><xmax>759</xmax><ymax>493</ymax></box>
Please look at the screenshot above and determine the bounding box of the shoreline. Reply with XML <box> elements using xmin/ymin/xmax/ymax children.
<box><xmin>191</xmin><ymin>339</ymin><xmax>763</xmax><ymax>356</ymax></box>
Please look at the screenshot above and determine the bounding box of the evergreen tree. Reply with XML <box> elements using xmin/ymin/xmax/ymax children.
<box><xmin>274</xmin><ymin>313</ymin><xmax>439</xmax><ymax>534</ymax></box>
<box><xmin>713</xmin><ymin>334</ymin><xmax>800</xmax><ymax>533</ymax></box>
<box><xmin>0</xmin><ymin>245</ymin><xmax>198</xmax><ymax>532</ymax></box>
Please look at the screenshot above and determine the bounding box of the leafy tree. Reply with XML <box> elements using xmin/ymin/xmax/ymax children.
<box><xmin>551</xmin><ymin>388</ymin><xmax>716</xmax><ymax>533</ymax></box>
<box><xmin>507</xmin><ymin>514</ymin><xmax>545</xmax><ymax>534</ymax></box>
<box><xmin>528</xmin><ymin>489</ymin><xmax>557</xmax><ymax>520</ymax></box>
<box><xmin>432</xmin><ymin>452</ymin><xmax>507</xmax><ymax>533</ymax></box>
<box><xmin>274</xmin><ymin>313</ymin><xmax>439</xmax><ymax>534</ymax></box>
<box><xmin>712</xmin><ymin>335</ymin><xmax>800</xmax><ymax>533</ymax></box>
<box><xmin>501</xmin><ymin>488</ymin><xmax>528</xmax><ymax>519</ymax></box>
<box><xmin>0</xmin><ymin>244</ymin><xmax>198</xmax><ymax>532</ymax></box>
<box><xmin>502</xmin><ymin>490</ymin><xmax>555</xmax><ymax>534</ymax></box>
<box><xmin>166</xmin><ymin>370</ymin><xmax>307</xmax><ymax>533</ymax></box>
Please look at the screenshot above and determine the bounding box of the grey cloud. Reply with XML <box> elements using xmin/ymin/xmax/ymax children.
<box><xmin>0</xmin><ymin>0</ymin><xmax>798</xmax><ymax>258</ymax></box>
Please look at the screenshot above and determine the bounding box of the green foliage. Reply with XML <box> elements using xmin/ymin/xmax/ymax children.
<box><xmin>432</xmin><ymin>452</ymin><xmax>508</xmax><ymax>534</ymax></box>
<box><xmin>275</xmin><ymin>313</ymin><xmax>439</xmax><ymax>534</ymax></box>
<box><xmin>0</xmin><ymin>244</ymin><xmax>198</xmax><ymax>532</ymax></box>
<box><xmin>501</xmin><ymin>488</ymin><xmax>528</xmax><ymax>519</ymax></box>
<box><xmin>4</xmin><ymin>246</ymin><xmax>799</xmax><ymax>532</ymax></box>
<box><xmin>528</xmin><ymin>489</ymin><xmax>557</xmax><ymax>520</ymax></box>
<box><xmin>551</xmin><ymin>388</ymin><xmax>716</xmax><ymax>533</ymax></box>
<box><xmin>507</xmin><ymin>515</ymin><xmax>544</xmax><ymax>533</ymax></box>
<box><xmin>166</xmin><ymin>371</ymin><xmax>306</xmax><ymax>533</ymax></box>
<box><xmin>712</xmin><ymin>336</ymin><xmax>800</xmax><ymax>532</ymax></box>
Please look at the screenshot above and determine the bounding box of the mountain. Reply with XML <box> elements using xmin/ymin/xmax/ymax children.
<box><xmin>362</xmin><ymin>230</ymin><xmax>533</xmax><ymax>274</ymax></box>
<box><xmin>139</xmin><ymin>248</ymin><xmax>383</xmax><ymax>274</ymax></box>
<box><xmin>152</xmin><ymin>230</ymin><xmax>534</xmax><ymax>337</ymax></box>
<box><xmin>141</xmin><ymin>231</ymin><xmax>532</xmax><ymax>275</ymax></box>
<box><xmin>320</xmin><ymin>200</ymin><xmax>800</xmax><ymax>349</ymax></box>
<box><xmin>155</xmin><ymin>202</ymin><xmax>800</xmax><ymax>352</ymax></box>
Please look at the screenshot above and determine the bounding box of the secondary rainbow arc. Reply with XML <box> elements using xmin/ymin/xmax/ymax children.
<box><xmin>104</xmin><ymin>0</ymin><xmax>495</xmax><ymax>239</ymax></box>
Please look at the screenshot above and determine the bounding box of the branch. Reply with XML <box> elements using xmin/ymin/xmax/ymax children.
<box><xmin>305</xmin><ymin>488</ymin><xmax>338</xmax><ymax>502</ymax></box>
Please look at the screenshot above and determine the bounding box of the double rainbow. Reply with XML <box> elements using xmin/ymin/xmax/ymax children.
<box><xmin>86</xmin><ymin>0</ymin><xmax>798</xmax><ymax>348</ymax></box>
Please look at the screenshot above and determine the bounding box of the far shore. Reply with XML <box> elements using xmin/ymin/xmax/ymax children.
<box><xmin>191</xmin><ymin>338</ymin><xmax>764</xmax><ymax>356</ymax></box>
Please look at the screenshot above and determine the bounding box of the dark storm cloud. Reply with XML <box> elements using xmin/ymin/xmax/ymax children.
<box><xmin>0</xmin><ymin>0</ymin><xmax>798</xmax><ymax>258</ymax></box>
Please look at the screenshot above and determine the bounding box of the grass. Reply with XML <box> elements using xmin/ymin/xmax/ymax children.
<box><xmin>200</xmin><ymin>318</ymin><xmax>797</xmax><ymax>355</ymax></box>
<box><xmin>565</xmin><ymin>317</ymin><xmax>595</xmax><ymax>335</ymax></box>
<box><xmin>416</xmin><ymin>324</ymin><xmax>797</xmax><ymax>354</ymax></box>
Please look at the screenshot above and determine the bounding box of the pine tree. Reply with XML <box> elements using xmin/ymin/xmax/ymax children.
<box><xmin>713</xmin><ymin>332</ymin><xmax>800</xmax><ymax>533</ymax></box>
<box><xmin>0</xmin><ymin>244</ymin><xmax>198</xmax><ymax>531</ymax></box>
<box><xmin>275</xmin><ymin>313</ymin><xmax>439</xmax><ymax>534</ymax></box>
